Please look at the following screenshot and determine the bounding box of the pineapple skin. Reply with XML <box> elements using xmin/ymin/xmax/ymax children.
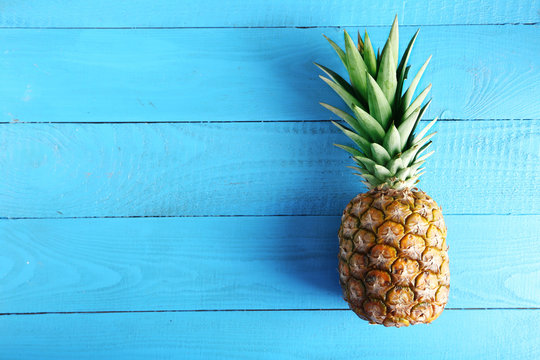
<box><xmin>338</xmin><ymin>186</ymin><xmax>449</xmax><ymax>327</ymax></box>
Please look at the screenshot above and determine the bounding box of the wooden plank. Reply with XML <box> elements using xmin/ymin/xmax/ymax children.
<box><xmin>1</xmin><ymin>0</ymin><xmax>537</xmax><ymax>27</ymax></box>
<box><xmin>1</xmin><ymin>121</ymin><xmax>537</xmax><ymax>217</ymax></box>
<box><xmin>0</xmin><ymin>310</ymin><xmax>538</xmax><ymax>359</ymax></box>
<box><xmin>1</xmin><ymin>215</ymin><xmax>538</xmax><ymax>313</ymax></box>
<box><xmin>0</xmin><ymin>26</ymin><xmax>538</xmax><ymax>123</ymax></box>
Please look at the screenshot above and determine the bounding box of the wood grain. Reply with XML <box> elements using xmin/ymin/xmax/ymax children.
<box><xmin>1</xmin><ymin>310</ymin><xmax>538</xmax><ymax>359</ymax></box>
<box><xmin>0</xmin><ymin>26</ymin><xmax>538</xmax><ymax>123</ymax></box>
<box><xmin>1</xmin><ymin>215</ymin><xmax>538</xmax><ymax>313</ymax></box>
<box><xmin>1</xmin><ymin>121</ymin><xmax>537</xmax><ymax>218</ymax></box>
<box><xmin>0</xmin><ymin>0</ymin><xmax>537</xmax><ymax>27</ymax></box>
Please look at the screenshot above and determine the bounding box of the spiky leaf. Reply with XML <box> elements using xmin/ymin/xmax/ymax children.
<box><xmin>387</xmin><ymin>157</ymin><xmax>404</xmax><ymax>175</ymax></box>
<box><xmin>395</xmin><ymin>166</ymin><xmax>411</xmax><ymax>180</ymax></box>
<box><xmin>354</xmin><ymin>156</ymin><xmax>377</xmax><ymax>173</ymax></box>
<box><xmin>404</xmin><ymin>84</ymin><xmax>432</xmax><ymax>119</ymax></box>
<box><xmin>363</xmin><ymin>31</ymin><xmax>377</xmax><ymax>76</ymax></box>
<box><xmin>370</xmin><ymin>143</ymin><xmax>391</xmax><ymax>164</ymax></box>
<box><xmin>323</xmin><ymin>35</ymin><xmax>347</xmax><ymax>68</ymax></box>
<box><xmin>351</xmin><ymin>104</ymin><xmax>385</xmax><ymax>142</ymax></box>
<box><xmin>314</xmin><ymin>63</ymin><xmax>356</xmax><ymax>96</ymax></box>
<box><xmin>366</xmin><ymin>73</ymin><xmax>392</xmax><ymax>129</ymax></box>
<box><xmin>344</xmin><ymin>30</ymin><xmax>369</xmax><ymax>98</ymax></box>
<box><xmin>383</xmin><ymin>124</ymin><xmax>401</xmax><ymax>157</ymax></box>
<box><xmin>402</xmin><ymin>55</ymin><xmax>432</xmax><ymax>110</ymax></box>
<box><xmin>377</xmin><ymin>47</ymin><xmax>397</xmax><ymax>106</ymax></box>
<box><xmin>414</xmin><ymin>120</ymin><xmax>438</xmax><ymax>144</ymax></box>
<box><xmin>416</xmin><ymin>150</ymin><xmax>435</xmax><ymax>163</ymax></box>
<box><xmin>319</xmin><ymin>75</ymin><xmax>364</xmax><ymax>111</ymax></box>
<box><xmin>347</xmin><ymin>166</ymin><xmax>371</xmax><ymax>176</ymax></box>
<box><xmin>395</xmin><ymin>30</ymin><xmax>419</xmax><ymax>113</ymax></box>
<box><xmin>357</xmin><ymin>31</ymin><xmax>364</xmax><ymax>53</ymax></box>
<box><xmin>332</xmin><ymin>121</ymin><xmax>371</xmax><ymax>154</ymax></box>
<box><xmin>387</xmin><ymin>15</ymin><xmax>399</xmax><ymax>69</ymax></box>
<box><xmin>397</xmin><ymin>108</ymin><xmax>419</xmax><ymax>150</ymax></box>
<box><xmin>407</xmin><ymin>99</ymin><xmax>432</xmax><ymax>143</ymax></box>
<box><xmin>374</xmin><ymin>164</ymin><xmax>393</xmax><ymax>180</ymax></box>
<box><xmin>335</xmin><ymin>144</ymin><xmax>364</xmax><ymax>157</ymax></box>
<box><xmin>320</xmin><ymin>103</ymin><xmax>367</xmax><ymax>137</ymax></box>
<box><xmin>362</xmin><ymin>174</ymin><xmax>381</xmax><ymax>187</ymax></box>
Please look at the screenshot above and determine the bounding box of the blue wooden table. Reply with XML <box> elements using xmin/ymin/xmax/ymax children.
<box><xmin>1</xmin><ymin>1</ymin><xmax>539</xmax><ymax>358</ymax></box>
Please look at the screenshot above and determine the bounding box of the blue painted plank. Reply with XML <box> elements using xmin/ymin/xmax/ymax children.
<box><xmin>1</xmin><ymin>0</ymin><xmax>537</xmax><ymax>27</ymax></box>
<box><xmin>1</xmin><ymin>216</ymin><xmax>538</xmax><ymax>313</ymax></box>
<box><xmin>0</xmin><ymin>26</ymin><xmax>538</xmax><ymax>123</ymax></box>
<box><xmin>0</xmin><ymin>121</ymin><xmax>537</xmax><ymax>217</ymax></box>
<box><xmin>0</xmin><ymin>310</ymin><xmax>538</xmax><ymax>359</ymax></box>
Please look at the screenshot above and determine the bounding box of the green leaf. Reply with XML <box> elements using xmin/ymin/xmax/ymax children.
<box><xmin>370</xmin><ymin>143</ymin><xmax>391</xmax><ymax>165</ymax></box>
<box><xmin>405</xmin><ymin>100</ymin><xmax>431</xmax><ymax>147</ymax></box>
<box><xmin>320</xmin><ymin>103</ymin><xmax>367</xmax><ymax>137</ymax></box>
<box><xmin>403</xmin><ymin>65</ymin><xmax>411</xmax><ymax>80</ymax></box>
<box><xmin>397</xmin><ymin>107</ymin><xmax>419</xmax><ymax>150</ymax></box>
<box><xmin>344</xmin><ymin>30</ymin><xmax>369</xmax><ymax>98</ymax></box>
<box><xmin>397</xmin><ymin>30</ymin><xmax>419</xmax><ymax>83</ymax></box>
<box><xmin>332</xmin><ymin>121</ymin><xmax>371</xmax><ymax>154</ymax></box>
<box><xmin>414</xmin><ymin>170</ymin><xmax>426</xmax><ymax>178</ymax></box>
<box><xmin>415</xmin><ymin>141</ymin><xmax>433</xmax><ymax>160</ymax></box>
<box><xmin>319</xmin><ymin>75</ymin><xmax>364</xmax><ymax>111</ymax></box>
<box><xmin>395</xmin><ymin>167</ymin><xmax>411</xmax><ymax>180</ymax></box>
<box><xmin>401</xmin><ymin>144</ymin><xmax>420</xmax><ymax>166</ymax></box>
<box><xmin>404</xmin><ymin>84</ymin><xmax>432</xmax><ymax>119</ymax></box>
<box><xmin>403</xmin><ymin>174</ymin><xmax>421</xmax><ymax>188</ymax></box>
<box><xmin>347</xmin><ymin>165</ymin><xmax>371</xmax><ymax>176</ymax></box>
<box><xmin>387</xmin><ymin>15</ymin><xmax>399</xmax><ymax>69</ymax></box>
<box><xmin>402</xmin><ymin>55</ymin><xmax>432</xmax><ymax>111</ymax></box>
<box><xmin>366</xmin><ymin>73</ymin><xmax>393</xmax><ymax>129</ymax></box>
<box><xmin>363</xmin><ymin>31</ymin><xmax>377</xmax><ymax>76</ymax></box>
<box><xmin>377</xmin><ymin>42</ymin><xmax>398</xmax><ymax>107</ymax></box>
<box><xmin>383</xmin><ymin>124</ymin><xmax>401</xmax><ymax>157</ymax></box>
<box><xmin>413</xmin><ymin>131</ymin><xmax>436</xmax><ymax>148</ymax></box>
<box><xmin>414</xmin><ymin>116</ymin><xmax>438</xmax><ymax>143</ymax></box>
<box><xmin>351</xmin><ymin>104</ymin><xmax>385</xmax><ymax>142</ymax></box>
<box><xmin>374</xmin><ymin>164</ymin><xmax>393</xmax><ymax>181</ymax></box>
<box><xmin>354</xmin><ymin>155</ymin><xmax>376</xmax><ymax>173</ymax></box>
<box><xmin>357</xmin><ymin>31</ymin><xmax>364</xmax><ymax>53</ymax></box>
<box><xmin>387</xmin><ymin>157</ymin><xmax>404</xmax><ymax>175</ymax></box>
<box><xmin>395</xmin><ymin>30</ymin><xmax>420</xmax><ymax>113</ymax></box>
<box><xmin>415</xmin><ymin>150</ymin><xmax>435</xmax><ymax>163</ymax></box>
<box><xmin>323</xmin><ymin>35</ymin><xmax>347</xmax><ymax>68</ymax></box>
<box><xmin>409</xmin><ymin>160</ymin><xmax>425</xmax><ymax>173</ymax></box>
<box><xmin>314</xmin><ymin>63</ymin><xmax>356</xmax><ymax>95</ymax></box>
<box><xmin>335</xmin><ymin>144</ymin><xmax>364</xmax><ymax>157</ymax></box>
<box><xmin>404</xmin><ymin>138</ymin><xmax>433</xmax><ymax>166</ymax></box>
<box><xmin>362</xmin><ymin>174</ymin><xmax>381</xmax><ymax>187</ymax></box>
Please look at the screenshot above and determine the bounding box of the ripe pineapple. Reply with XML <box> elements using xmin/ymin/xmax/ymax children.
<box><xmin>316</xmin><ymin>16</ymin><xmax>449</xmax><ymax>327</ymax></box>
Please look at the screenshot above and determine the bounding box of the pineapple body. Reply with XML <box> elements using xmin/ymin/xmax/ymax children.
<box><xmin>338</xmin><ymin>187</ymin><xmax>449</xmax><ymax>327</ymax></box>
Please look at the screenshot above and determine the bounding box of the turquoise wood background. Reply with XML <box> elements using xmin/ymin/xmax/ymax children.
<box><xmin>0</xmin><ymin>1</ymin><xmax>539</xmax><ymax>358</ymax></box>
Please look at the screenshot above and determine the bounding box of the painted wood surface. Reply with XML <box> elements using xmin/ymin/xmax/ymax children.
<box><xmin>1</xmin><ymin>215</ymin><xmax>539</xmax><ymax>313</ymax></box>
<box><xmin>1</xmin><ymin>26</ymin><xmax>539</xmax><ymax>124</ymax></box>
<box><xmin>1</xmin><ymin>120</ymin><xmax>537</xmax><ymax>218</ymax></box>
<box><xmin>1</xmin><ymin>0</ymin><xmax>538</xmax><ymax>27</ymax></box>
<box><xmin>1</xmin><ymin>1</ymin><xmax>539</xmax><ymax>358</ymax></box>
<box><xmin>1</xmin><ymin>310</ymin><xmax>539</xmax><ymax>359</ymax></box>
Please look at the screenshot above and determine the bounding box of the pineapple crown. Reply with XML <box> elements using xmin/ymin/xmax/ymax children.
<box><xmin>316</xmin><ymin>16</ymin><xmax>437</xmax><ymax>190</ymax></box>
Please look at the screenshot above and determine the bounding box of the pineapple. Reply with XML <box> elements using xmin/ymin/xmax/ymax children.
<box><xmin>316</xmin><ymin>16</ymin><xmax>449</xmax><ymax>327</ymax></box>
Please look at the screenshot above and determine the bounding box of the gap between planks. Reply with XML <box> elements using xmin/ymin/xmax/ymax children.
<box><xmin>0</xmin><ymin>119</ymin><xmax>537</xmax><ymax>125</ymax></box>
<box><xmin>0</xmin><ymin>23</ymin><xmax>538</xmax><ymax>30</ymax></box>
<box><xmin>2</xmin><ymin>213</ymin><xmax>538</xmax><ymax>220</ymax></box>
<box><xmin>2</xmin><ymin>308</ymin><xmax>540</xmax><ymax>317</ymax></box>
